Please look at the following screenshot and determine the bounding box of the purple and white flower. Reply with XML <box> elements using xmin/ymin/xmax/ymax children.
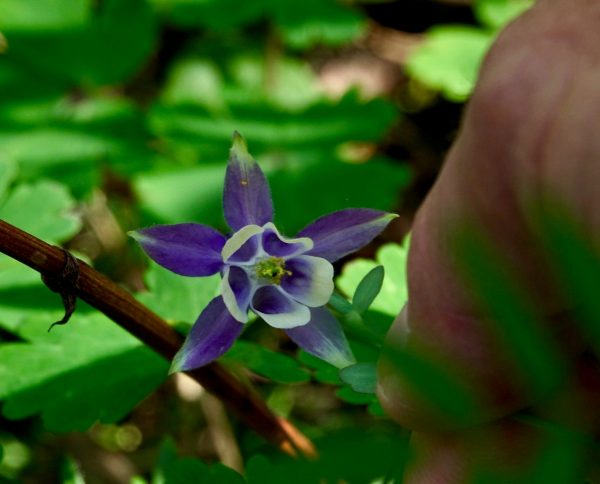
<box><xmin>131</xmin><ymin>132</ymin><xmax>397</xmax><ymax>372</ymax></box>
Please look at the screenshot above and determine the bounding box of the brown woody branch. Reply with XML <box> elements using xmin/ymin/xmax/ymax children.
<box><xmin>0</xmin><ymin>219</ymin><xmax>315</xmax><ymax>458</ymax></box>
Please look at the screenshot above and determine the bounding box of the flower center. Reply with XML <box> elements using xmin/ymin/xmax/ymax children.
<box><xmin>255</xmin><ymin>257</ymin><xmax>291</xmax><ymax>284</ymax></box>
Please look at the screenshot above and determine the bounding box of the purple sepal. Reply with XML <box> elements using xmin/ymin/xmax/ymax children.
<box><xmin>286</xmin><ymin>307</ymin><xmax>356</xmax><ymax>369</ymax></box>
<box><xmin>130</xmin><ymin>223</ymin><xmax>226</xmax><ymax>276</ymax></box>
<box><xmin>170</xmin><ymin>296</ymin><xmax>244</xmax><ymax>372</ymax></box>
<box><xmin>297</xmin><ymin>209</ymin><xmax>397</xmax><ymax>262</ymax></box>
<box><xmin>223</xmin><ymin>132</ymin><xmax>274</xmax><ymax>231</ymax></box>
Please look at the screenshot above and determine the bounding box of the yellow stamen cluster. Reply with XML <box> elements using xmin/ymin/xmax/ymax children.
<box><xmin>255</xmin><ymin>257</ymin><xmax>292</xmax><ymax>284</ymax></box>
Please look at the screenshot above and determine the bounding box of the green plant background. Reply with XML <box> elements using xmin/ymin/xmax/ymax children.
<box><xmin>3</xmin><ymin>1</ymin><xmax>585</xmax><ymax>483</ymax></box>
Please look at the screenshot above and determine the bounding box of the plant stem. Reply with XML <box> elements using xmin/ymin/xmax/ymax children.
<box><xmin>0</xmin><ymin>219</ymin><xmax>315</xmax><ymax>458</ymax></box>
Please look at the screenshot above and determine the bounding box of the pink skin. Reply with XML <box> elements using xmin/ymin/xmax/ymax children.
<box><xmin>378</xmin><ymin>0</ymin><xmax>600</xmax><ymax>480</ymax></box>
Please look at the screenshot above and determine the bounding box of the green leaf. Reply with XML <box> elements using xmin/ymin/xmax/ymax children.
<box><xmin>222</xmin><ymin>341</ymin><xmax>310</xmax><ymax>384</ymax></box>
<box><xmin>298</xmin><ymin>350</ymin><xmax>342</xmax><ymax>385</ymax></box>
<box><xmin>6</xmin><ymin>0</ymin><xmax>157</xmax><ymax>86</ymax></box>
<box><xmin>337</xmin><ymin>242</ymin><xmax>408</xmax><ymax>317</ymax></box>
<box><xmin>137</xmin><ymin>261</ymin><xmax>220</xmax><ymax>327</ymax></box>
<box><xmin>0</xmin><ymin>0</ymin><xmax>90</xmax><ymax>33</ymax></box>
<box><xmin>474</xmin><ymin>0</ymin><xmax>534</xmax><ymax>30</ymax></box>
<box><xmin>273</xmin><ymin>0</ymin><xmax>366</xmax><ymax>49</ymax></box>
<box><xmin>454</xmin><ymin>228</ymin><xmax>567</xmax><ymax>397</ymax></box>
<box><xmin>339</xmin><ymin>362</ymin><xmax>377</xmax><ymax>394</ymax></box>
<box><xmin>352</xmin><ymin>266</ymin><xmax>384</xmax><ymax>314</ymax></box>
<box><xmin>406</xmin><ymin>26</ymin><xmax>493</xmax><ymax>102</ymax></box>
<box><xmin>0</xmin><ymin>312</ymin><xmax>168</xmax><ymax>432</ymax></box>
<box><xmin>328</xmin><ymin>292</ymin><xmax>353</xmax><ymax>315</ymax></box>
<box><xmin>0</xmin><ymin>181</ymin><xmax>80</xmax><ymax>242</ymax></box>
<box><xmin>0</xmin><ymin>180</ymin><xmax>82</xmax><ymax>332</ymax></box>
<box><xmin>0</xmin><ymin>156</ymin><xmax>17</xmax><ymax>202</ymax></box>
<box><xmin>335</xmin><ymin>386</ymin><xmax>376</xmax><ymax>405</ymax></box>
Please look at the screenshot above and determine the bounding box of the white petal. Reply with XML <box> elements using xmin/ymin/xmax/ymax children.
<box><xmin>280</xmin><ymin>255</ymin><xmax>334</xmax><ymax>307</ymax></box>
<box><xmin>261</xmin><ymin>222</ymin><xmax>313</xmax><ymax>258</ymax></box>
<box><xmin>221</xmin><ymin>224</ymin><xmax>264</xmax><ymax>262</ymax></box>
<box><xmin>251</xmin><ymin>286</ymin><xmax>311</xmax><ymax>329</ymax></box>
<box><xmin>221</xmin><ymin>266</ymin><xmax>251</xmax><ymax>323</ymax></box>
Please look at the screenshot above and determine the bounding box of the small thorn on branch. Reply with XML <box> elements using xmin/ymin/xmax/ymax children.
<box><xmin>42</xmin><ymin>249</ymin><xmax>80</xmax><ymax>332</ymax></box>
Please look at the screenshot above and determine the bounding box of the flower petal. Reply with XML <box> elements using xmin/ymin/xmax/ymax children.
<box><xmin>286</xmin><ymin>307</ymin><xmax>356</xmax><ymax>368</ymax></box>
<box><xmin>130</xmin><ymin>223</ymin><xmax>225</xmax><ymax>276</ymax></box>
<box><xmin>262</xmin><ymin>222</ymin><xmax>313</xmax><ymax>258</ymax></box>
<box><xmin>221</xmin><ymin>224</ymin><xmax>264</xmax><ymax>263</ymax></box>
<box><xmin>297</xmin><ymin>209</ymin><xmax>398</xmax><ymax>262</ymax></box>
<box><xmin>223</xmin><ymin>132</ymin><xmax>274</xmax><ymax>231</ymax></box>
<box><xmin>221</xmin><ymin>266</ymin><xmax>253</xmax><ymax>323</ymax></box>
<box><xmin>251</xmin><ymin>286</ymin><xmax>310</xmax><ymax>329</ymax></box>
<box><xmin>281</xmin><ymin>255</ymin><xmax>334</xmax><ymax>307</ymax></box>
<box><xmin>170</xmin><ymin>296</ymin><xmax>244</xmax><ymax>372</ymax></box>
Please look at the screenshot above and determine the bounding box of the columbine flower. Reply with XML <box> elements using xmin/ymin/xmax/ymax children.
<box><xmin>131</xmin><ymin>132</ymin><xmax>397</xmax><ymax>372</ymax></box>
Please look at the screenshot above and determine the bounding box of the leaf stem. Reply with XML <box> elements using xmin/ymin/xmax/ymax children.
<box><xmin>0</xmin><ymin>219</ymin><xmax>315</xmax><ymax>458</ymax></box>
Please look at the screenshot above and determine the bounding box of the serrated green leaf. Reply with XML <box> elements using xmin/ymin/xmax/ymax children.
<box><xmin>406</xmin><ymin>26</ymin><xmax>493</xmax><ymax>102</ymax></box>
<box><xmin>0</xmin><ymin>181</ymin><xmax>80</xmax><ymax>242</ymax></box>
<box><xmin>337</xmin><ymin>242</ymin><xmax>408</xmax><ymax>317</ymax></box>
<box><xmin>137</xmin><ymin>261</ymin><xmax>220</xmax><ymax>327</ymax></box>
<box><xmin>352</xmin><ymin>266</ymin><xmax>384</xmax><ymax>314</ymax></box>
<box><xmin>339</xmin><ymin>362</ymin><xmax>377</xmax><ymax>394</ymax></box>
<box><xmin>223</xmin><ymin>341</ymin><xmax>310</xmax><ymax>384</ymax></box>
<box><xmin>0</xmin><ymin>313</ymin><xmax>168</xmax><ymax>432</ymax></box>
<box><xmin>0</xmin><ymin>180</ymin><xmax>82</xmax><ymax>332</ymax></box>
<box><xmin>474</xmin><ymin>0</ymin><xmax>534</xmax><ymax>30</ymax></box>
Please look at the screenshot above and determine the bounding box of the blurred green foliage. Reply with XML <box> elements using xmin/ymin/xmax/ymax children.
<box><xmin>407</xmin><ymin>0</ymin><xmax>534</xmax><ymax>101</ymax></box>
<box><xmin>1</xmin><ymin>0</ymin><xmax>596</xmax><ymax>483</ymax></box>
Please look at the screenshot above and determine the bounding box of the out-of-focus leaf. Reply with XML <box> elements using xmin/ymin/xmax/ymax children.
<box><xmin>0</xmin><ymin>179</ymin><xmax>81</xmax><ymax>332</ymax></box>
<box><xmin>152</xmin><ymin>0</ymin><xmax>365</xmax><ymax>48</ymax></box>
<box><xmin>455</xmin><ymin>229</ymin><xmax>566</xmax><ymax>400</ymax></box>
<box><xmin>271</xmin><ymin>158</ymin><xmax>409</xmax><ymax>234</ymax></box>
<box><xmin>138</xmin><ymin>261</ymin><xmax>220</xmax><ymax>327</ymax></box>
<box><xmin>273</xmin><ymin>0</ymin><xmax>365</xmax><ymax>48</ymax></box>
<box><xmin>0</xmin><ymin>0</ymin><xmax>90</xmax><ymax>33</ymax></box>
<box><xmin>222</xmin><ymin>341</ymin><xmax>310</xmax><ymax>384</ymax></box>
<box><xmin>247</xmin><ymin>428</ymin><xmax>407</xmax><ymax>483</ymax></box>
<box><xmin>5</xmin><ymin>0</ymin><xmax>157</xmax><ymax>86</ymax></box>
<box><xmin>335</xmin><ymin>386</ymin><xmax>376</xmax><ymax>405</ymax></box>
<box><xmin>0</xmin><ymin>181</ymin><xmax>80</xmax><ymax>242</ymax></box>
<box><xmin>0</xmin><ymin>313</ymin><xmax>168</xmax><ymax>431</ymax></box>
<box><xmin>339</xmin><ymin>362</ymin><xmax>377</xmax><ymax>394</ymax></box>
<box><xmin>406</xmin><ymin>26</ymin><xmax>493</xmax><ymax>102</ymax></box>
<box><xmin>0</xmin><ymin>157</ymin><xmax>17</xmax><ymax>202</ymax></box>
<box><xmin>352</xmin><ymin>266</ymin><xmax>384</xmax><ymax>315</ymax></box>
<box><xmin>337</xmin><ymin>242</ymin><xmax>408</xmax><ymax>317</ymax></box>
<box><xmin>474</xmin><ymin>0</ymin><xmax>534</xmax><ymax>29</ymax></box>
<box><xmin>535</xmin><ymin>209</ymin><xmax>600</xmax><ymax>356</ymax></box>
<box><xmin>298</xmin><ymin>350</ymin><xmax>342</xmax><ymax>385</ymax></box>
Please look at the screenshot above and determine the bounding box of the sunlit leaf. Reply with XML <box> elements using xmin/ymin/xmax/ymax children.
<box><xmin>474</xmin><ymin>0</ymin><xmax>534</xmax><ymax>29</ymax></box>
<box><xmin>406</xmin><ymin>26</ymin><xmax>493</xmax><ymax>102</ymax></box>
<box><xmin>337</xmin><ymin>242</ymin><xmax>408</xmax><ymax>317</ymax></box>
